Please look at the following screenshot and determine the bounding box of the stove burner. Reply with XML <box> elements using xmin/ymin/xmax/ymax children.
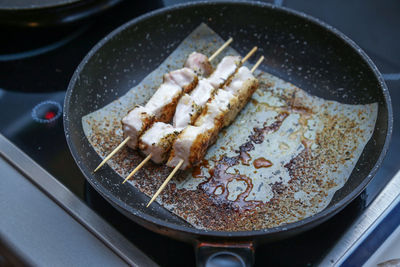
<box><xmin>31</xmin><ymin>100</ymin><xmax>62</xmax><ymax>123</ymax></box>
<box><xmin>0</xmin><ymin>25</ymin><xmax>89</xmax><ymax>62</ymax></box>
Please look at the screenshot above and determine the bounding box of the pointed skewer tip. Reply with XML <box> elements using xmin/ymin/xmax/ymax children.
<box><xmin>93</xmin><ymin>136</ymin><xmax>130</xmax><ymax>172</ymax></box>
<box><xmin>122</xmin><ymin>153</ymin><xmax>153</xmax><ymax>184</ymax></box>
<box><xmin>146</xmin><ymin>159</ymin><xmax>184</xmax><ymax>207</ymax></box>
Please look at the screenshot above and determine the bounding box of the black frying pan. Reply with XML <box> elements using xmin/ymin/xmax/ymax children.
<box><xmin>64</xmin><ymin>2</ymin><xmax>392</xmax><ymax>266</ymax></box>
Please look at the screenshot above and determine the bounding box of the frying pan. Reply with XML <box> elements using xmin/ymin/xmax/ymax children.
<box><xmin>64</xmin><ymin>2</ymin><xmax>392</xmax><ymax>266</ymax></box>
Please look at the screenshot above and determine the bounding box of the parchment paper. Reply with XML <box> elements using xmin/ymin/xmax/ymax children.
<box><xmin>82</xmin><ymin>24</ymin><xmax>377</xmax><ymax>231</ymax></box>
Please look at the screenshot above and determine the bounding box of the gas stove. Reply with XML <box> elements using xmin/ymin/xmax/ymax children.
<box><xmin>1</xmin><ymin>0</ymin><xmax>399</xmax><ymax>266</ymax></box>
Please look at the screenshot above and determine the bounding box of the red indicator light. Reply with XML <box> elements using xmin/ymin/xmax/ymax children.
<box><xmin>44</xmin><ymin>111</ymin><xmax>56</xmax><ymax>120</ymax></box>
<box><xmin>32</xmin><ymin>101</ymin><xmax>62</xmax><ymax>124</ymax></box>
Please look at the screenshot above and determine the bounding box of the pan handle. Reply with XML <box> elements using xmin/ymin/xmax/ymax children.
<box><xmin>195</xmin><ymin>241</ymin><xmax>254</xmax><ymax>267</ymax></box>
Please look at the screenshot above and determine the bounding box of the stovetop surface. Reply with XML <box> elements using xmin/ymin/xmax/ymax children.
<box><xmin>1</xmin><ymin>0</ymin><xmax>399</xmax><ymax>266</ymax></box>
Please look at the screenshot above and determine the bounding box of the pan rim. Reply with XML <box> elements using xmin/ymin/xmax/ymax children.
<box><xmin>64</xmin><ymin>0</ymin><xmax>393</xmax><ymax>239</ymax></box>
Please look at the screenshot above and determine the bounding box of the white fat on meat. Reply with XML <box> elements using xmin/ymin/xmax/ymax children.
<box><xmin>138</xmin><ymin>122</ymin><xmax>180</xmax><ymax>163</ymax></box>
<box><xmin>191</xmin><ymin>79</ymin><xmax>216</xmax><ymax>106</ymax></box>
<box><xmin>184</xmin><ymin>52</ymin><xmax>213</xmax><ymax>77</ymax></box>
<box><xmin>122</xmin><ymin>105</ymin><xmax>155</xmax><ymax>149</ymax></box>
<box><xmin>224</xmin><ymin>66</ymin><xmax>254</xmax><ymax>96</ymax></box>
<box><xmin>145</xmin><ymin>81</ymin><xmax>182</xmax><ymax>120</ymax></box>
<box><xmin>164</xmin><ymin>67</ymin><xmax>198</xmax><ymax>93</ymax></box>
<box><xmin>195</xmin><ymin>89</ymin><xmax>238</xmax><ymax>130</ymax></box>
<box><xmin>173</xmin><ymin>79</ymin><xmax>214</xmax><ymax>128</ymax></box>
<box><xmin>207</xmin><ymin>56</ymin><xmax>241</xmax><ymax>88</ymax></box>
<box><xmin>173</xmin><ymin>94</ymin><xmax>197</xmax><ymax>128</ymax></box>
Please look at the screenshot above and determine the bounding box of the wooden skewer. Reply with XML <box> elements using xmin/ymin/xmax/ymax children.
<box><xmin>146</xmin><ymin>55</ymin><xmax>265</xmax><ymax>207</ymax></box>
<box><xmin>251</xmin><ymin>56</ymin><xmax>264</xmax><ymax>73</ymax></box>
<box><xmin>93</xmin><ymin>137</ymin><xmax>130</xmax><ymax>172</ymax></box>
<box><xmin>93</xmin><ymin>39</ymin><xmax>234</xmax><ymax>173</ymax></box>
<box><xmin>241</xmin><ymin>46</ymin><xmax>257</xmax><ymax>64</ymax></box>
<box><xmin>123</xmin><ymin>47</ymin><xmax>259</xmax><ymax>182</ymax></box>
<box><xmin>122</xmin><ymin>153</ymin><xmax>153</xmax><ymax>184</ymax></box>
<box><xmin>146</xmin><ymin>159</ymin><xmax>184</xmax><ymax>207</ymax></box>
<box><xmin>209</xmin><ymin>37</ymin><xmax>233</xmax><ymax>62</ymax></box>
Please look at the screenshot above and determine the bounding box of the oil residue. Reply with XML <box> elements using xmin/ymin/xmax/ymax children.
<box><xmin>197</xmin><ymin>99</ymin><xmax>316</xmax><ymax>212</ymax></box>
<box><xmin>191</xmin><ymin>159</ymin><xmax>209</xmax><ymax>178</ymax></box>
<box><xmin>198</xmin><ymin>112</ymin><xmax>290</xmax><ymax>211</ymax></box>
<box><xmin>199</xmin><ymin>156</ymin><xmax>261</xmax><ymax>211</ymax></box>
<box><xmin>253</xmin><ymin>157</ymin><xmax>273</xmax><ymax>169</ymax></box>
<box><xmin>239</xmin><ymin>151</ymin><xmax>251</xmax><ymax>165</ymax></box>
<box><xmin>192</xmin><ymin>166</ymin><xmax>203</xmax><ymax>178</ymax></box>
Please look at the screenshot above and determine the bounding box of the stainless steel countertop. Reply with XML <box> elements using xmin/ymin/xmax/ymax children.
<box><xmin>0</xmin><ymin>134</ymin><xmax>157</xmax><ymax>266</ymax></box>
<box><xmin>320</xmin><ymin>170</ymin><xmax>400</xmax><ymax>266</ymax></box>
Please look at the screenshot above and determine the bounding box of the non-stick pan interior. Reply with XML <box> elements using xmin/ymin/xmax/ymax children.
<box><xmin>64</xmin><ymin>2</ymin><xmax>390</xmax><ymax>240</ymax></box>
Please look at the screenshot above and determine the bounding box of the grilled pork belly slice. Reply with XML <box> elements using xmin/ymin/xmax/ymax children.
<box><xmin>195</xmin><ymin>89</ymin><xmax>238</xmax><ymax>129</ymax></box>
<box><xmin>222</xmin><ymin>66</ymin><xmax>258</xmax><ymax>126</ymax></box>
<box><xmin>163</xmin><ymin>67</ymin><xmax>198</xmax><ymax>93</ymax></box>
<box><xmin>167</xmin><ymin>125</ymin><xmax>212</xmax><ymax>170</ymax></box>
<box><xmin>184</xmin><ymin>52</ymin><xmax>213</xmax><ymax>77</ymax></box>
<box><xmin>173</xmin><ymin>94</ymin><xmax>198</xmax><ymax>129</ymax></box>
<box><xmin>138</xmin><ymin>122</ymin><xmax>181</xmax><ymax>164</ymax></box>
<box><xmin>207</xmin><ymin>56</ymin><xmax>241</xmax><ymax>88</ymax></box>
<box><xmin>173</xmin><ymin>79</ymin><xmax>214</xmax><ymax>128</ymax></box>
<box><xmin>122</xmin><ymin>106</ymin><xmax>155</xmax><ymax>149</ymax></box>
<box><xmin>145</xmin><ymin>81</ymin><xmax>185</xmax><ymax>123</ymax></box>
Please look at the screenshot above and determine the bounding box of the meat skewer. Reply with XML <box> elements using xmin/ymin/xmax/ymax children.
<box><xmin>122</xmin><ymin>47</ymin><xmax>258</xmax><ymax>183</ymax></box>
<box><xmin>168</xmin><ymin>61</ymin><xmax>262</xmax><ymax>169</ymax></box>
<box><xmin>93</xmin><ymin>38</ymin><xmax>233</xmax><ymax>172</ymax></box>
<box><xmin>146</xmin><ymin>56</ymin><xmax>264</xmax><ymax>207</ymax></box>
<box><xmin>174</xmin><ymin>47</ymin><xmax>257</xmax><ymax>128</ymax></box>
